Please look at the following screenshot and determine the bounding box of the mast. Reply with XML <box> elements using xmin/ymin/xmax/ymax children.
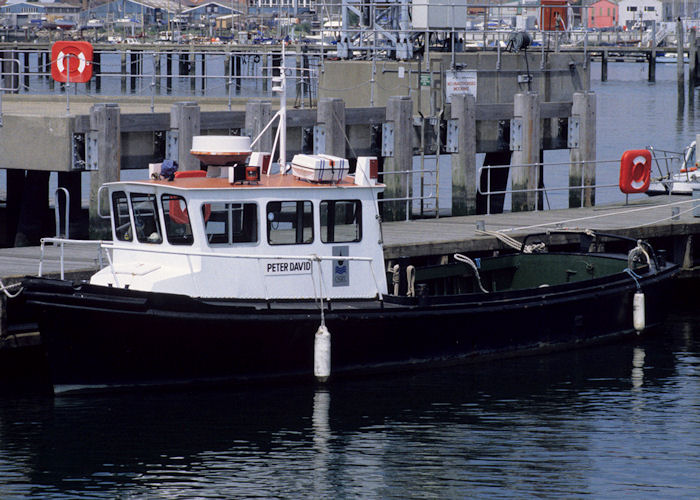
<box><xmin>277</xmin><ymin>42</ymin><xmax>287</xmax><ymax>169</ymax></box>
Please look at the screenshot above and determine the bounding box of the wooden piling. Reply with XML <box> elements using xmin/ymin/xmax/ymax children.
<box><xmin>569</xmin><ymin>91</ymin><xmax>597</xmax><ymax>208</ymax></box>
<box><xmin>224</xmin><ymin>51</ymin><xmax>231</xmax><ymax>94</ymax></box>
<box><xmin>93</xmin><ymin>51</ymin><xmax>101</xmax><ymax>92</ymax></box>
<box><xmin>190</xmin><ymin>47</ymin><xmax>196</xmax><ymax>92</ymax></box>
<box><xmin>677</xmin><ymin>19</ymin><xmax>685</xmax><ymax>87</ymax></box>
<box><xmin>235</xmin><ymin>55</ymin><xmax>242</xmax><ymax>95</ymax></box>
<box><xmin>89</xmin><ymin>103</ymin><xmax>121</xmax><ymax>240</ymax></box>
<box><xmin>166</xmin><ymin>52</ymin><xmax>172</xmax><ymax>93</ymax></box>
<box><xmin>450</xmin><ymin>93</ymin><xmax>477</xmax><ymax>216</ymax></box>
<box><xmin>689</xmin><ymin>29</ymin><xmax>697</xmax><ymax>89</ymax></box>
<box><xmin>129</xmin><ymin>51</ymin><xmax>139</xmax><ymax>92</ymax></box>
<box><xmin>170</xmin><ymin>102</ymin><xmax>201</xmax><ymax>171</ymax></box>
<box><xmin>601</xmin><ymin>50</ymin><xmax>608</xmax><ymax>82</ymax></box>
<box><xmin>511</xmin><ymin>92</ymin><xmax>540</xmax><ymax>212</ymax></box>
<box><xmin>383</xmin><ymin>96</ymin><xmax>413</xmax><ymax>221</ymax></box>
<box><xmin>245</xmin><ymin>100</ymin><xmax>272</xmax><ymax>152</ymax></box>
<box><xmin>121</xmin><ymin>51</ymin><xmax>127</xmax><ymax>93</ymax></box>
<box><xmin>154</xmin><ymin>50</ymin><xmax>161</xmax><ymax>94</ymax></box>
<box><xmin>317</xmin><ymin>98</ymin><xmax>346</xmax><ymax>158</ymax></box>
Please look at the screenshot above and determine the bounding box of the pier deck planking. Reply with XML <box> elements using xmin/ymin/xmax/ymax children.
<box><xmin>1</xmin><ymin>195</ymin><xmax>697</xmax><ymax>281</ymax></box>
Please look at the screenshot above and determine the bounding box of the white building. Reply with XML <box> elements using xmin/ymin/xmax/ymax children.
<box><xmin>618</xmin><ymin>0</ymin><xmax>662</xmax><ymax>28</ymax></box>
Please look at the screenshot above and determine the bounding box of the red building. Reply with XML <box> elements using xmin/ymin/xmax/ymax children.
<box><xmin>588</xmin><ymin>0</ymin><xmax>618</xmax><ymax>29</ymax></box>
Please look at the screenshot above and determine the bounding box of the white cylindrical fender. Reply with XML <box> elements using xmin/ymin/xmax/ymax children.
<box><xmin>633</xmin><ymin>291</ymin><xmax>645</xmax><ymax>332</ymax></box>
<box><xmin>314</xmin><ymin>324</ymin><xmax>331</xmax><ymax>382</ymax></box>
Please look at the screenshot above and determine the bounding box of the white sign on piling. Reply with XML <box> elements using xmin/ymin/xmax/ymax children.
<box><xmin>445</xmin><ymin>70</ymin><xmax>477</xmax><ymax>103</ymax></box>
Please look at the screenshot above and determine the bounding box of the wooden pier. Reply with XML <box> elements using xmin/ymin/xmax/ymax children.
<box><xmin>2</xmin><ymin>194</ymin><xmax>700</xmax><ymax>283</ymax></box>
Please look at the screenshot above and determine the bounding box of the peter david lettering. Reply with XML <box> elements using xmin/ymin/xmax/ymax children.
<box><xmin>265</xmin><ymin>260</ymin><xmax>313</xmax><ymax>275</ymax></box>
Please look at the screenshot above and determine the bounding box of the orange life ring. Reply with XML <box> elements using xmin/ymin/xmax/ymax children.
<box><xmin>169</xmin><ymin>171</ymin><xmax>211</xmax><ymax>224</ymax></box>
<box><xmin>619</xmin><ymin>149</ymin><xmax>652</xmax><ymax>194</ymax></box>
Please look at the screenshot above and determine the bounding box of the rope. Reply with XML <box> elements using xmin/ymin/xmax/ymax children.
<box><xmin>406</xmin><ymin>265</ymin><xmax>415</xmax><ymax>297</ymax></box>
<box><xmin>0</xmin><ymin>279</ymin><xmax>23</xmax><ymax>299</ymax></box>
<box><xmin>311</xmin><ymin>254</ymin><xmax>326</xmax><ymax>327</ymax></box>
<box><xmin>475</xmin><ymin>228</ymin><xmax>521</xmax><ymax>250</ymax></box>
<box><xmin>392</xmin><ymin>264</ymin><xmax>400</xmax><ymax>295</ymax></box>
<box><xmin>628</xmin><ymin>240</ymin><xmax>651</xmax><ymax>271</ymax></box>
<box><xmin>624</xmin><ymin>268</ymin><xmax>642</xmax><ymax>291</ymax></box>
<box><xmin>454</xmin><ymin>254</ymin><xmax>489</xmax><ymax>293</ymax></box>
<box><xmin>498</xmin><ymin>198</ymin><xmax>698</xmax><ymax>234</ymax></box>
<box><xmin>523</xmin><ymin>242</ymin><xmax>547</xmax><ymax>254</ymax></box>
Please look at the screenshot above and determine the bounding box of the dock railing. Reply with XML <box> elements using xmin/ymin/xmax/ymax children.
<box><xmin>37</xmin><ymin>237</ymin><xmax>385</xmax><ymax>302</ymax></box>
<box><xmin>477</xmin><ymin>153</ymin><xmax>684</xmax><ymax>215</ymax></box>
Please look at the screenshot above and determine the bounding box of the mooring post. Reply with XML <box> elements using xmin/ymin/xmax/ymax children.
<box><xmin>166</xmin><ymin>52</ymin><xmax>172</xmax><ymax>92</ymax></box>
<box><xmin>511</xmin><ymin>92</ymin><xmax>540</xmax><ymax>212</ymax></box>
<box><xmin>190</xmin><ymin>47</ymin><xmax>196</xmax><ymax>92</ymax></box>
<box><xmin>224</xmin><ymin>51</ymin><xmax>231</xmax><ymax>94</ymax></box>
<box><xmin>201</xmin><ymin>52</ymin><xmax>206</xmax><ymax>94</ymax></box>
<box><xmin>154</xmin><ymin>50</ymin><xmax>161</xmax><ymax>95</ymax></box>
<box><xmin>317</xmin><ymin>98</ymin><xmax>346</xmax><ymax>158</ymax></box>
<box><xmin>170</xmin><ymin>102</ymin><xmax>201</xmax><ymax>171</ymax></box>
<box><xmin>450</xmin><ymin>93</ymin><xmax>476</xmax><ymax>216</ymax></box>
<box><xmin>89</xmin><ymin>103</ymin><xmax>121</xmax><ymax>240</ymax></box>
<box><xmin>649</xmin><ymin>21</ymin><xmax>657</xmax><ymax>83</ymax></box>
<box><xmin>689</xmin><ymin>29</ymin><xmax>697</xmax><ymax>89</ymax></box>
<box><xmin>245</xmin><ymin>99</ymin><xmax>272</xmax><ymax>152</ymax></box>
<box><xmin>601</xmin><ymin>50</ymin><xmax>608</xmax><ymax>82</ymax></box>
<box><xmin>383</xmin><ymin>96</ymin><xmax>413</xmax><ymax>221</ymax></box>
<box><xmin>569</xmin><ymin>91</ymin><xmax>597</xmax><ymax>208</ymax></box>
<box><xmin>93</xmin><ymin>51</ymin><xmax>101</xmax><ymax>92</ymax></box>
<box><xmin>677</xmin><ymin>19</ymin><xmax>685</xmax><ymax>87</ymax></box>
<box><xmin>120</xmin><ymin>51</ymin><xmax>127</xmax><ymax>93</ymax></box>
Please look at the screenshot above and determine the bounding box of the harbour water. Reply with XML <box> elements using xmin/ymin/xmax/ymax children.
<box><xmin>1</xmin><ymin>62</ymin><xmax>700</xmax><ymax>497</ymax></box>
<box><xmin>0</xmin><ymin>305</ymin><xmax>698</xmax><ymax>498</ymax></box>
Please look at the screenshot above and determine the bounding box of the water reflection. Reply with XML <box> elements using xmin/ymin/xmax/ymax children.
<box><xmin>0</xmin><ymin>310</ymin><xmax>698</xmax><ymax>497</ymax></box>
<box><xmin>631</xmin><ymin>347</ymin><xmax>646</xmax><ymax>389</ymax></box>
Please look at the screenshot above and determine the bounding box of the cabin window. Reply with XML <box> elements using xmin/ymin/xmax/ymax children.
<box><xmin>112</xmin><ymin>191</ymin><xmax>133</xmax><ymax>242</ymax></box>
<box><xmin>204</xmin><ymin>202</ymin><xmax>258</xmax><ymax>245</ymax></box>
<box><xmin>130</xmin><ymin>193</ymin><xmax>162</xmax><ymax>244</ymax></box>
<box><xmin>266</xmin><ymin>201</ymin><xmax>313</xmax><ymax>245</ymax></box>
<box><xmin>161</xmin><ymin>194</ymin><xmax>194</xmax><ymax>245</ymax></box>
<box><xmin>320</xmin><ymin>200</ymin><xmax>362</xmax><ymax>243</ymax></box>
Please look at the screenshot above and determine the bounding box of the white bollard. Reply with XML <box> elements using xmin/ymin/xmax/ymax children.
<box><xmin>314</xmin><ymin>324</ymin><xmax>331</xmax><ymax>382</ymax></box>
<box><xmin>633</xmin><ymin>291</ymin><xmax>646</xmax><ymax>332</ymax></box>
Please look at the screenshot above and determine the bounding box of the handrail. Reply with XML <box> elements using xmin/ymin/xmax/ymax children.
<box><xmin>39</xmin><ymin>237</ymin><xmax>106</xmax><ymax>280</ymax></box>
<box><xmin>376</xmin><ymin>165</ymin><xmax>439</xmax><ymax>220</ymax></box>
<box><xmin>39</xmin><ymin>237</ymin><xmax>384</xmax><ymax>300</ymax></box>
<box><xmin>476</xmin><ymin>155</ymin><xmax>682</xmax><ymax>215</ymax></box>
<box><xmin>96</xmin><ymin>185</ymin><xmax>111</xmax><ymax>219</ymax></box>
<box><xmin>54</xmin><ymin>187</ymin><xmax>70</xmax><ymax>238</ymax></box>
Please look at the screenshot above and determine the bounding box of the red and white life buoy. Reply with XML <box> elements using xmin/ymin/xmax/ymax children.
<box><xmin>619</xmin><ymin>149</ymin><xmax>652</xmax><ymax>194</ymax></box>
<box><xmin>51</xmin><ymin>41</ymin><xmax>93</xmax><ymax>83</ymax></box>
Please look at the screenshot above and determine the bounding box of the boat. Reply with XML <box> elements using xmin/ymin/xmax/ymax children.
<box><xmin>54</xmin><ymin>18</ymin><xmax>77</xmax><ymax>30</ymax></box>
<box><xmin>82</xmin><ymin>19</ymin><xmax>105</xmax><ymax>30</ymax></box>
<box><xmin>646</xmin><ymin>141</ymin><xmax>699</xmax><ymax>196</ymax></box>
<box><xmin>20</xmin><ymin>56</ymin><xmax>679</xmax><ymax>395</ymax></box>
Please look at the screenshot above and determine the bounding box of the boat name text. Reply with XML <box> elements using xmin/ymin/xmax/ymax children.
<box><xmin>265</xmin><ymin>260</ymin><xmax>312</xmax><ymax>275</ymax></box>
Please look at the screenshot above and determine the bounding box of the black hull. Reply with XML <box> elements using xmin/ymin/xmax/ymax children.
<box><xmin>22</xmin><ymin>262</ymin><xmax>679</xmax><ymax>393</ymax></box>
